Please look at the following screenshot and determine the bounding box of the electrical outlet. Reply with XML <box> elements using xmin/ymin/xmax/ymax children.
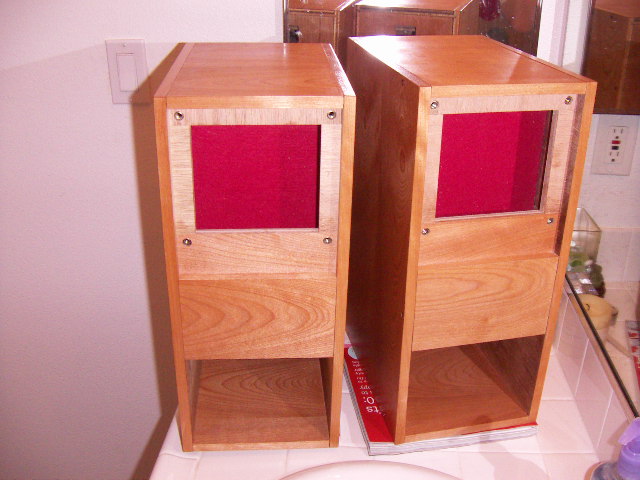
<box><xmin>591</xmin><ymin>115</ymin><xmax>638</xmax><ymax>176</ymax></box>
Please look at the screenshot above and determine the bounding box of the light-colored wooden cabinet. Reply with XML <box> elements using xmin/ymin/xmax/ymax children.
<box><xmin>355</xmin><ymin>0</ymin><xmax>479</xmax><ymax>37</ymax></box>
<box><xmin>154</xmin><ymin>43</ymin><xmax>355</xmax><ymax>451</ymax></box>
<box><xmin>346</xmin><ymin>35</ymin><xmax>596</xmax><ymax>444</ymax></box>
<box><xmin>285</xmin><ymin>0</ymin><xmax>357</xmax><ymax>64</ymax></box>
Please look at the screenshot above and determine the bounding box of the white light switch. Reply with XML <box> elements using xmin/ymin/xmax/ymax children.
<box><xmin>106</xmin><ymin>39</ymin><xmax>150</xmax><ymax>104</ymax></box>
<box><xmin>116</xmin><ymin>53</ymin><xmax>138</xmax><ymax>92</ymax></box>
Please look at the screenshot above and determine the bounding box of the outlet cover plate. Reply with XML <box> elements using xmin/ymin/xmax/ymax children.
<box><xmin>591</xmin><ymin>114</ymin><xmax>638</xmax><ymax>176</ymax></box>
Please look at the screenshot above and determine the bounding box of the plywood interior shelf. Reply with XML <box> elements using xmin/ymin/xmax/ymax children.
<box><xmin>154</xmin><ymin>43</ymin><xmax>355</xmax><ymax>451</ymax></box>
<box><xmin>192</xmin><ymin>358</ymin><xmax>330</xmax><ymax>450</ymax></box>
<box><xmin>345</xmin><ymin>35</ymin><xmax>596</xmax><ymax>444</ymax></box>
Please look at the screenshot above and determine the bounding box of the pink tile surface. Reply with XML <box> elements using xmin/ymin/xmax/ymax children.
<box><xmin>457</xmin><ymin>452</ymin><xmax>549</xmax><ymax>480</ymax></box>
<box><xmin>150</xmin><ymin>454</ymin><xmax>198</xmax><ymax>480</ymax></box>
<box><xmin>557</xmin><ymin>293</ymin><xmax>588</xmax><ymax>394</ymax></box>
<box><xmin>541</xmin><ymin>354</ymin><xmax>575</xmax><ymax>401</ymax></box>
<box><xmin>575</xmin><ymin>344</ymin><xmax>614</xmax><ymax>447</ymax></box>
<box><xmin>195</xmin><ymin>449</ymin><xmax>288</xmax><ymax>480</ymax></box>
<box><xmin>596</xmin><ymin>395</ymin><xmax>629</xmax><ymax>461</ymax></box>
<box><xmin>536</xmin><ymin>400</ymin><xmax>595</xmax><ymax>453</ymax></box>
<box><xmin>542</xmin><ymin>453</ymin><xmax>599</xmax><ymax>480</ymax></box>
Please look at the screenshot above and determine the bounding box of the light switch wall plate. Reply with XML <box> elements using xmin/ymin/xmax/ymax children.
<box><xmin>105</xmin><ymin>39</ymin><xmax>150</xmax><ymax>104</ymax></box>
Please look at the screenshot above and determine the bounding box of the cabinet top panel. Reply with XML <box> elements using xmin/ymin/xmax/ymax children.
<box><xmin>350</xmin><ymin>36</ymin><xmax>593</xmax><ymax>94</ymax></box>
<box><xmin>356</xmin><ymin>0</ymin><xmax>474</xmax><ymax>12</ymax></box>
<box><xmin>288</xmin><ymin>0</ymin><xmax>355</xmax><ymax>11</ymax></box>
<box><xmin>156</xmin><ymin>43</ymin><xmax>352</xmax><ymax>108</ymax></box>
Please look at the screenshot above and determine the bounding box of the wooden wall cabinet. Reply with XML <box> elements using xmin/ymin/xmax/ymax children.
<box><xmin>355</xmin><ymin>0</ymin><xmax>480</xmax><ymax>37</ymax></box>
<box><xmin>583</xmin><ymin>0</ymin><xmax>640</xmax><ymax>114</ymax></box>
<box><xmin>154</xmin><ymin>43</ymin><xmax>355</xmax><ymax>451</ymax></box>
<box><xmin>346</xmin><ymin>35</ymin><xmax>596</xmax><ymax>444</ymax></box>
<box><xmin>285</xmin><ymin>0</ymin><xmax>357</xmax><ymax>64</ymax></box>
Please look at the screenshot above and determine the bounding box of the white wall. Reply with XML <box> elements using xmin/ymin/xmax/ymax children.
<box><xmin>0</xmin><ymin>2</ymin><xmax>281</xmax><ymax>479</ymax></box>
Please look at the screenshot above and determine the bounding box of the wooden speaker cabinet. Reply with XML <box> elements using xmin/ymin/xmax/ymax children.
<box><xmin>346</xmin><ymin>35</ymin><xmax>596</xmax><ymax>444</ymax></box>
<box><xmin>154</xmin><ymin>43</ymin><xmax>355</xmax><ymax>451</ymax></box>
<box><xmin>355</xmin><ymin>0</ymin><xmax>480</xmax><ymax>37</ymax></box>
<box><xmin>285</xmin><ymin>0</ymin><xmax>357</xmax><ymax>64</ymax></box>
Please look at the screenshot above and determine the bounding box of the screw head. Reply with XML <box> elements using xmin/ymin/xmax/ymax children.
<box><xmin>182</xmin><ymin>238</ymin><xmax>192</xmax><ymax>246</ymax></box>
<box><xmin>547</xmin><ymin>218</ymin><xmax>554</xmax><ymax>224</ymax></box>
<box><xmin>174</xmin><ymin>111</ymin><xmax>184</xmax><ymax>121</ymax></box>
<box><xmin>564</xmin><ymin>96</ymin><xmax>573</xmax><ymax>105</ymax></box>
<box><xmin>421</xmin><ymin>228</ymin><xmax>430</xmax><ymax>235</ymax></box>
<box><xmin>430</xmin><ymin>101</ymin><xmax>439</xmax><ymax>110</ymax></box>
<box><xmin>327</xmin><ymin>111</ymin><xmax>336</xmax><ymax>119</ymax></box>
<box><xmin>323</xmin><ymin>237</ymin><xmax>332</xmax><ymax>244</ymax></box>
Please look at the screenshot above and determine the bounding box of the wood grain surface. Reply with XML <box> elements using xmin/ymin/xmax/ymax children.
<box><xmin>180</xmin><ymin>277</ymin><xmax>336</xmax><ymax>359</ymax></box>
<box><xmin>413</xmin><ymin>256</ymin><xmax>558</xmax><ymax>349</ymax></box>
<box><xmin>405</xmin><ymin>347</ymin><xmax>532</xmax><ymax>441</ymax></box>
<box><xmin>418</xmin><ymin>214</ymin><xmax>558</xmax><ymax>265</ymax></box>
<box><xmin>193</xmin><ymin>358</ymin><xmax>330</xmax><ymax>449</ymax></box>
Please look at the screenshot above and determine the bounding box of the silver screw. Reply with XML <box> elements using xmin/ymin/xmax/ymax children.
<box><xmin>547</xmin><ymin>218</ymin><xmax>554</xmax><ymax>224</ymax></box>
<box><xmin>182</xmin><ymin>238</ymin><xmax>192</xmax><ymax>246</ymax></box>
<box><xmin>174</xmin><ymin>111</ymin><xmax>184</xmax><ymax>121</ymax></box>
<box><xmin>323</xmin><ymin>237</ymin><xmax>332</xmax><ymax>244</ymax></box>
<box><xmin>327</xmin><ymin>111</ymin><xmax>336</xmax><ymax>119</ymax></box>
<box><xmin>421</xmin><ymin>228</ymin><xmax>430</xmax><ymax>235</ymax></box>
<box><xmin>564</xmin><ymin>96</ymin><xmax>573</xmax><ymax>105</ymax></box>
<box><xmin>430</xmin><ymin>101</ymin><xmax>439</xmax><ymax>110</ymax></box>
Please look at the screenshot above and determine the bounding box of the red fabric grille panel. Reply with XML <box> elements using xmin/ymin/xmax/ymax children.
<box><xmin>436</xmin><ymin>111</ymin><xmax>551</xmax><ymax>218</ymax></box>
<box><xmin>191</xmin><ymin>125</ymin><xmax>321</xmax><ymax>229</ymax></box>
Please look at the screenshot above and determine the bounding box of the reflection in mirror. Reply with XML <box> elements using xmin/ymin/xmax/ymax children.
<box><xmin>567</xmin><ymin>210</ymin><xmax>640</xmax><ymax>415</ymax></box>
<box><xmin>582</xmin><ymin>0</ymin><xmax>640</xmax><ymax>114</ymax></box>
<box><xmin>283</xmin><ymin>0</ymin><xmax>545</xmax><ymax>58</ymax></box>
<box><xmin>479</xmin><ymin>0</ymin><xmax>543</xmax><ymax>55</ymax></box>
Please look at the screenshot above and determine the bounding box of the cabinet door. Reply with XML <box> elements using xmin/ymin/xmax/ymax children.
<box><xmin>413</xmin><ymin>94</ymin><xmax>581</xmax><ymax>350</ymax></box>
<box><xmin>166</xmin><ymin>108</ymin><xmax>343</xmax><ymax>358</ymax></box>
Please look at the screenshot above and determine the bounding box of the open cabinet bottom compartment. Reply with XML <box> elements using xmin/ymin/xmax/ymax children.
<box><xmin>190</xmin><ymin>358</ymin><xmax>331</xmax><ymax>450</ymax></box>
<box><xmin>405</xmin><ymin>335</ymin><xmax>544</xmax><ymax>443</ymax></box>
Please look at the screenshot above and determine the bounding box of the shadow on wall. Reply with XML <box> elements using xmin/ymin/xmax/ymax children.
<box><xmin>128</xmin><ymin>44</ymin><xmax>185</xmax><ymax>480</ymax></box>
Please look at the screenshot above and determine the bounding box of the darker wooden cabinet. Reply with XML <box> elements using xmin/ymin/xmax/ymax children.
<box><xmin>285</xmin><ymin>0</ymin><xmax>357</xmax><ymax>64</ymax></box>
<box><xmin>154</xmin><ymin>43</ymin><xmax>355</xmax><ymax>451</ymax></box>
<box><xmin>583</xmin><ymin>0</ymin><xmax>640</xmax><ymax>114</ymax></box>
<box><xmin>346</xmin><ymin>35</ymin><xmax>596</xmax><ymax>444</ymax></box>
<box><xmin>355</xmin><ymin>0</ymin><xmax>480</xmax><ymax>37</ymax></box>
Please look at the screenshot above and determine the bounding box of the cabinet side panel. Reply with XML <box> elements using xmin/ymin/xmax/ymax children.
<box><xmin>335</xmin><ymin>3</ymin><xmax>356</xmax><ymax>65</ymax></box>
<box><xmin>529</xmin><ymin>87</ymin><xmax>597</xmax><ymax>419</ymax></box>
<box><xmin>154</xmin><ymin>96</ymin><xmax>194</xmax><ymax>450</ymax></box>
<box><xmin>346</xmin><ymin>40</ymin><xmax>420</xmax><ymax>442</ymax></box>
<box><xmin>457</xmin><ymin>0</ymin><xmax>480</xmax><ymax>35</ymax></box>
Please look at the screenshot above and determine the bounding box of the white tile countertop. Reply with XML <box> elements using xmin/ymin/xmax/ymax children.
<box><xmin>150</xmin><ymin>351</ymin><xmax>601</xmax><ymax>480</ymax></box>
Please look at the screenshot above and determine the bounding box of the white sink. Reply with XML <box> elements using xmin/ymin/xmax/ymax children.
<box><xmin>281</xmin><ymin>460</ymin><xmax>461</xmax><ymax>480</ymax></box>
